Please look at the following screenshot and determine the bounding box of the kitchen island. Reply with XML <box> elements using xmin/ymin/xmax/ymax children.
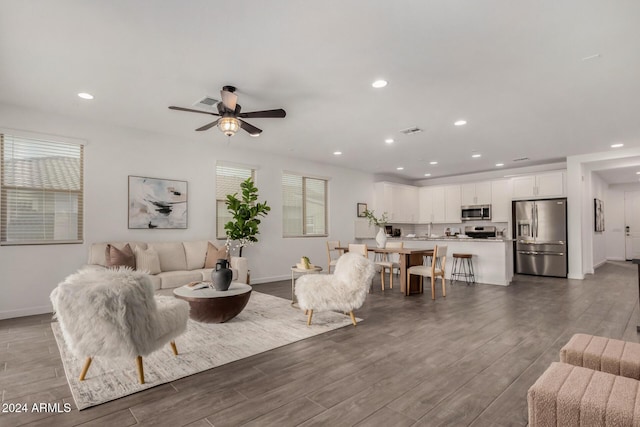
<box><xmin>359</xmin><ymin>237</ymin><xmax>514</xmax><ymax>286</ymax></box>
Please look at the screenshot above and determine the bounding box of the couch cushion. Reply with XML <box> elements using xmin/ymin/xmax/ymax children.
<box><xmin>105</xmin><ymin>244</ymin><xmax>136</xmax><ymax>269</ymax></box>
<box><xmin>204</xmin><ymin>242</ymin><xmax>229</xmax><ymax>268</ymax></box>
<box><xmin>134</xmin><ymin>246</ymin><xmax>161</xmax><ymax>275</ymax></box>
<box><xmin>147</xmin><ymin>274</ymin><xmax>161</xmax><ymax>291</ymax></box>
<box><xmin>183</xmin><ymin>240</ymin><xmax>209</xmax><ymax>270</ymax></box>
<box><xmin>149</xmin><ymin>242</ymin><xmax>187</xmax><ymax>272</ymax></box>
<box><xmin>156</xmin><ymin>270</ymin><xmax>202</xmax><ymax>289</ymax></box>
<box><xmin>89</xmin><ymin>242</ymin><xmax>147</xmax><ymax>266</ymax></box>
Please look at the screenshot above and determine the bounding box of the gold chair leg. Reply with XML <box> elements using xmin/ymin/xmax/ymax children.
<box><xmin>170</xmin><ymin>341</ymin><xmax>178</xmax><ymax>356</ymax></box>
<box><xmin>307</xmin><ymin>309</ymin><xmax>313</xmax><ymax>326</ymax></box>
<box><xmin>136</xmin><ymin>356</ymin><xmax>145</xmax><ymax>384</ymax></box>
<box><xmin>349</xmin><ymin>311</ymin><xmax>357</xmax><ymax>327</ymax></box>
<box><xmin>79</xmin><ymin>357</ymin><xmax>92</xmax><ymax>381</ymax></box>
<box><xmin>390</xmin><ymin>269</ymin><xmax>393</xmax><ymax>289</ymax></box>
<box><xmin>442</xmin><ymin>276</ymin><xmax>446</xmax><ymax>297</ymax></box>
<box><xmin>381</xmin><ymin>269</ymin><xmax>385</xmax><ymax>291</ymax></box>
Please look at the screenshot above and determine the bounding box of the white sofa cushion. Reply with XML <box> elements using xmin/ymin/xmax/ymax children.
<box><xmin>183</xmin><ymin>240</ymin><xmax>208</xmax><ymax>270</ymax></box>
<box><xmin>156</xmin><ymin>271</ymin><xmax>203</xmax><ymax>289</ymax></box>
<box><xmin>148</xmin><ymin>242</ymin><xmax>187</xmax><ymax>272</ymax></box>
<box><xmin>133</xmin><ymin>246</ymin><xmax>161</xmax><ymax>275</ymax></box>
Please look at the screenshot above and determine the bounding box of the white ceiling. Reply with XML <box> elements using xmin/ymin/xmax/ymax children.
<box><xmin>1</xmin><ymin>1</ymin><xmax>640</xmax><ymax>182</ymax></box>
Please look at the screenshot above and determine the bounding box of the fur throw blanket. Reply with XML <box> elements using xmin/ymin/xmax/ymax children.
<box><xmin>50</xmin><ymin>267</ymin><xmax>189</xmax><ymax>359</ymax></box>
<box><xmin>295</xmin><ymin>252</ymin><xmax>375</xmax><ymax>313</ymax></box>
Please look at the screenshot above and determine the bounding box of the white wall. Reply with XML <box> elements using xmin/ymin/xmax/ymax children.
<box><xmin>605</xmin><ymin>186</ymin><xmax>626</xmax><ymax>261</ymax></box>
<box><xmin>591</xmin><ymin>172</ymin><xmax>607</xmax><ymax>269</ymax></box>
<box><xmin>0</xmin><ymin>104</ymin><xmax>375</xmax><ymax>319</ymax></box>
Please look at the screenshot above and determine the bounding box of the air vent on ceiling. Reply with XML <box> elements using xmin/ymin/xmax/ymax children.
<box><xmin>192</xmin><ymin>95</ymin><xmax>219</xmax><ymax>110</ymax></box>
<box><xmin>400</xmin><ymin>127</ymin><xmax>423</xmax><ymax>135</ymax></box>
<box><xmin>513</xmin><ymin>157</ymin><xmax>530</xmax><ymax>162</ymax></box>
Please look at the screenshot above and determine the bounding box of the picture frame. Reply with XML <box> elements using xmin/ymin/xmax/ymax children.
<box><xmin>594</xmin><ymin>198</ymin><xmax>604</xmax><ymax>232</ymax></box>
<box><xmin>357</xmin><ymin>203</ymin><xmax>367</xmax><ymax>217</ymax></box>
<box><xmin>128</xmin><ymin>176</ymin><xmax>188</xmax><ymax>229</ymax></box>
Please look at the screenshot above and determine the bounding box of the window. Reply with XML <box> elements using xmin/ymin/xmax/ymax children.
<box><xmin>282</xmin><ymin>172</ymin><xmax>327</xmax><ymax>237</ymax></box>
<box><xmin>216</xmin><ymin>163</ymin><xmax>255</xmax><ymax>239</ymax></box>
<box><xmin>1</xmin><ymin>134</ymin><xmax>83</xmax><ymax>245</ymax></box>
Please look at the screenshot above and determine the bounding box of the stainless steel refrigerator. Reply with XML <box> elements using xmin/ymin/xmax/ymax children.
<box><xmin>513</xmin><ymin>198</ymin><xmax>567</xmax><ymax>278</ymax></box>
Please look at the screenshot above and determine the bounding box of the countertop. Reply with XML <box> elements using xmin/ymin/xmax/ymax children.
<box><xmin>383</xmin><ymin>236</ymin><xmax>512</xmax><ymax>242</ymax></box>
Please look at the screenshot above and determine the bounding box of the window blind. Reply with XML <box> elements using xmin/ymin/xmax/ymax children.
<box><xmin>1</xmin><ymin>134</ymin><xmax>84</xmax><ymax>245</ymax></box>
<box><xmin>282</xmin><ymin>172</ymin><xmax>327</xmax><ymax>237</ymax></box>
<box><xmin>216</xmin><ymin>163</ymin><xmax>255</xmax><ymax>239</ymax></box>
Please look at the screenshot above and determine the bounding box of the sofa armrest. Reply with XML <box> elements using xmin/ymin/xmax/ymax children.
<box><xmin>230</xmin><ymin>256</ymin><xmax>248</xmax><ymax>284</ymax></box>
<box><xmin>79</xmin><ymin>264</ymin><xmax>107</xmax><ymax>272</ymax></box>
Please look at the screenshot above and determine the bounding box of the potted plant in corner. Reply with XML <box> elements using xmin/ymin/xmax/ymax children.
<box><xmin>224</xmin><ymin>177</ymin><xmax>271</xmax><ymax>258</ymax></box>
<box><xmin>363</xmin><ymin>209</ymin><xmax>389</xmax><ymax>248</ymax></box>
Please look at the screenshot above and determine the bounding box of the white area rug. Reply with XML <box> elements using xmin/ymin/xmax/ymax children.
<box><xmin>51</xmin><ymin>291</ymin><xmax>359</xmax><ymax>410</ymax></box>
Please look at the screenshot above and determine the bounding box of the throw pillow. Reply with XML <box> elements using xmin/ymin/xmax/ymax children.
<box><xmin>204</xmin><ymin>242</ymin><xmax>229</xmax><ymax>268</ymax></box>
<box><xmin>105</xmin><ymin>244</ymin><xmax>136</xmax><ymax>269</ymax></box>
<box><xmin>133</xmin><ymin>246</ymin><xmax>161</xmax><ymax>274</ymax></box>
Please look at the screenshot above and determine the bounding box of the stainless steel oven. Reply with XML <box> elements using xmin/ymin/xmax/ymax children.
<box><xmin>461</xmin><ymin>205</ymin><xmax>491</xmax><ymax>221</ymax></box>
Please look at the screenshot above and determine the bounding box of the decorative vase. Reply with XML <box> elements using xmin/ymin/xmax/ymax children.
<box><xmin>376</xmin><ymin>227</ymin><xmax>387</xmax><ymax>248</ymax></box>
<box><xmin>211</xmin><ymin>259</ymin><xmax>233</xmax><ymax>291</ymax></box>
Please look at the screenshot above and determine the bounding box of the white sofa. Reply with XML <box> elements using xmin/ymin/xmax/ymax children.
<box><xmin>84</xmin><ymin>240</ymin><xmax>248</xmax><ymax>290</ymax></box>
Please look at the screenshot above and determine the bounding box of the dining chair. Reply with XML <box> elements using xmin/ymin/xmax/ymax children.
<box><xmin>408</xmin><ymin>245</ymin><xmax>448</xmax><ymax>300</ymax></box>
<box><xmin>375</xmin><ymin>241</ymin><xmax>403</xmax><ymax>291</ymax></box>
<box><xmin>326</xmin><ymin>240</ymin><xmax>344</xmax><ymax>273</ymax></box>
<box><xmin>348</xmin><ymin>243</ymin><xmax>368</xmax><ymax>257</ymax></box>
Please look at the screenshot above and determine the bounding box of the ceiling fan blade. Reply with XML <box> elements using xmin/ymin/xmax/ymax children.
<box><xmin>238</xmin><ymin>109</ymin><xmax>286</xmax><ymax>119</ymax></box>
<box><xmin>196</xmin><ymin>119</ymin><xmax>220</xmax><ymax>131</ymax></box>
<box><xmin>220</xmin><ymin>89</ymin><xmax>238</xmax><ymax>111</ymax></box>
<box><xmin>239</xmin><ymin>119</ymin><xmax>262</xmax><ymax>136</ymax></box>
<box><xmin>169</xmin><ymin>106</ymin><xmax>220</xmax><ymax>116</ymax></box>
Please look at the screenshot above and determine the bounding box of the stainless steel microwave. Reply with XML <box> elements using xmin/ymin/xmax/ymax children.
<box><xmin>461</xmin><ymin>205</ymin><xmax>491</xmax><ymax>221</ymax></box>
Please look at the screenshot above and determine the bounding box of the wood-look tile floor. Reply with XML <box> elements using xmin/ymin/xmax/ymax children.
<box><xmin>1</xmin><ymin>261</ymin><xmax>639</xmax><ymax>426</ymax></box>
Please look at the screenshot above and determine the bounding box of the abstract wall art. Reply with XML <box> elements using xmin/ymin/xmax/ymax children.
<box><xmin>128</xmin><ymin>176</ymin><xmax>188</xmax><ymax>229</ymax></box>
<box><xmin>594</xmin><ymin>198</ymin><xmax>604</xmax><ymax>232</ymax></box>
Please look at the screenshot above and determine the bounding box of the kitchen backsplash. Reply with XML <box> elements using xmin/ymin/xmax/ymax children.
<box><xmin>390</xmin><ymin>221</ymin><xmax>509</xmax><ymax>237</ymax></box>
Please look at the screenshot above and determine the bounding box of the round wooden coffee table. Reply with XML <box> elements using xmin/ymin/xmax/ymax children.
<box><xmin>173</xmin><ymin>282</ymin><xmax>252</xmax><ymax>323</ymax></box>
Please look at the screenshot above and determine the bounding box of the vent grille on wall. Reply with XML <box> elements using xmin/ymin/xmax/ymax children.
<box><xmin>400</xmin><ymin>127</ymin><xmax>424</xmax><ymax>135</ymax></box>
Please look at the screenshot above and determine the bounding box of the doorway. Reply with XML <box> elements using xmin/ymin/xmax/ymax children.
<box><xmin>624</xmin><ymin>191</ymin><xmax>640</xmax><ymax>260</ymax></box>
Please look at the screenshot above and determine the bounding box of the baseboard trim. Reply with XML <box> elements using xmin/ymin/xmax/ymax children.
<box><xmin>606</xmin><ymin>257</ymin><xmax>626</xmax><ymax>261</ymax></box>
<box><xmin>0</xmin><ymin>305</ymin><xmax>52</xmax><ymax>320</ymax></box>
<box><xmin>593</xmin><ymin>260</ymin><xmax>607</xmax><ymax>269</ymax></box>
<box><xmin>250</xmin><ymin>275</ymin><xmax>289</xmax><ymax>285</ymax></box>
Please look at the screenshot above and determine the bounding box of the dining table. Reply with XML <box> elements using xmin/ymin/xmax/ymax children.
<box><xmin>337</xmin><ymin>246</ymin><xmax>434</xmax><ymax>296</ymax></box>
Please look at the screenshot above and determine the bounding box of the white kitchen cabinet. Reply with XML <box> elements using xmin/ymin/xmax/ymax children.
<box><xmin>491</xmin><ymin>179</ymin><xmax>512</xmax><ymax>222</ymax></box>
<box><xmin>444</xmin><ymin>185</ymin><xmax>461</xmax><ymax>223</ymax></box>
<box><xmin>512</xmin><ymin>171</ymin><xmax>565</xmax><ymax>199</ymax></box>
<box><xmin>418</xmin><ymin>186</ymin><xmax>445</xmax><ymax>223</ymax></box>
<box><xmin>374</xmin><ymin>182</ymin><xmax>418</xmax><ymax>223</ymax></box>
<box><xmin>461</xmin><ymin>182</ymin><xmax>491</xmax><ymax>205</ymax></box>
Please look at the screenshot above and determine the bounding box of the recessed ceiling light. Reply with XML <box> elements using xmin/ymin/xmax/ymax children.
<box><xmin>429</xmin><ymin>161</ymin><xmax>438</xmax><ymax>165</ymax></box>
<box><xmin>454</xmin><ymin>120</ymin><xmax>467</xmax><ymax>126</ymax></box>
<box><xmin>472</xmin><ymin>154</ymin><xmax>482</xmax><ymax>158</ymax></box>
<box><xmin>581</xmin><ymin>53</ymin><xmax>601</xmax><ymax>61</ymax></box>
<box><xmin>424</xmin><ymin>173</ymin><xmax>431</xmax><ymax>177</ymax></box>
<box><xmin>611</xmin><ymin>143</ymin><xmax>624</xmax><ymax>148</ymax></box>
<box><xmin>396</xmin><ymin>167</ymin><xmax>404</xmax><ymax>170</ymax></box>
<box><xmin>333</xmin><ymin>151</ymin><xmax>342</xmax><ymax>156</ymax></box>
<box><xmin>496</xmin><ymin>163</ymin><xmax>504</xmax><ymax>167</ymax></box>
<box><xmin>636</xmin><ymin>172</ymin><xmax>640</xmax><ymax>175</ymax></box>
<box><xmin>372</xmin><ymin>80</ymin><xmax>388</xmax><ymax>88</ymax></box>
<box><xmin>77</xmin><ymin>92</ymin><xmax>94</xmax><ymax>100</ymax></box>
<box><xmin>385</xmin><ymin>138</ymin><xmax>394</xmax><ymax>144</ymax></box>
<box><xmin>249</xmin><ymin>133</ymin><xmax>260</xmax><ymax>137</ymax></box>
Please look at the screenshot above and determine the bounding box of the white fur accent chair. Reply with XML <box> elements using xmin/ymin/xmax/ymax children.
<box><xmin>50</xmin><ymin>267</ymin><xmax>190</xmax><ymax>384</ymax></box>
<box><xmin>295</xmin><ymin>252</ymin><xmax>375</xmax><ymax>327</ymax></box>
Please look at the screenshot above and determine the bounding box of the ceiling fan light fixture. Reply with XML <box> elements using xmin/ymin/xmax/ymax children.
<box><xmin>218</xmin><ymin>117</ymin><xmax>240</xmax><ymax>136</ymax></box>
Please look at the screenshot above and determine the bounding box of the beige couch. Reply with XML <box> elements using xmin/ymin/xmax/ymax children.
<box><xmin>84</xmin><ymin>241</ymin><xmax>248</xmax><ymax>290</ymax></box>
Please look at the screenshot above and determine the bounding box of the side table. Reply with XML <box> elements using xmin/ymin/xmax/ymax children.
<box><xmin>290</xmin><ymin>266</ymin><xmax>322</xmax><ymax>305</ymax></box>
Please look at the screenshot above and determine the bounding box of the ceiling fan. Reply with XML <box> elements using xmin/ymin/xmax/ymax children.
<box><xmin>168</xmin><ymin>85</ymin><xmax>286</xmax><ymax>137</ymax></box>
